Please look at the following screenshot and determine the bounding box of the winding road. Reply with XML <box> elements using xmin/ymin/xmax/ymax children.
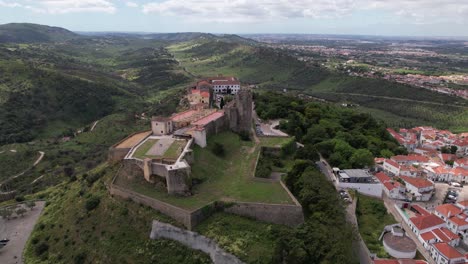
<box><xmin>0</xmin><ymin>151</ymin><xmax>45</xmax><ymax>188</ymax></box>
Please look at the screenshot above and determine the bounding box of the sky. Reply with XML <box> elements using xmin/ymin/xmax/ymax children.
<box><xmin>0</xmin><ymin>0</ymin><xmax>468</xmax><ymax>36</ymax></box>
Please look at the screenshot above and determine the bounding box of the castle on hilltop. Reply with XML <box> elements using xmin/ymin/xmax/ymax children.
<box><xmin>109</xmin><ymin>76</ymin><xmax>252</xmax><ymax>195</ymax></box>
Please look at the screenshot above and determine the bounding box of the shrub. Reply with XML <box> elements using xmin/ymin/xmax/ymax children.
<box><xmin>211</xmin><ymin>142</ymin><xmax>225</xmax><ymax>157</ymax></box>
<box><xmin>74</xmin><ymin>252</ymin><xmax>87</xmax><ymax>264</ymax></box>
<box><xmin>35</xmin><ymin>242</ymin><xmax>49</xmax><ymax>256</ymax></box>
<box><xmin>85</xmin><ymin>196</ymin><xmax>101</xmax><ymax>211</ymax></box>
<box><xmin>15</xmin><ymin>195</ymin><xmax>25</xmax><ymax>202</ymax></box>
<box><xmin>238</xmin><ymin>131</ymin><xmax>251</xmax><ymax>141</ymax></box>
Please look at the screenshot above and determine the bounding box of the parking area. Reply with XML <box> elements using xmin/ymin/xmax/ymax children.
<box><xmin>0</xmin><ymin>201</ymin><xmax>45</xmax><ymax>264</ymax></box>
<box><xmin>413</xmin><ymin>183</ymin><xmax>468</xmax><ymax>212</ymax></box>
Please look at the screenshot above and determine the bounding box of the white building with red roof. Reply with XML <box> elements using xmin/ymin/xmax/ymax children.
<box><xmin>435</xmin><ymin>203</ymin><xmax>468</xmax><ymax>244</ymax></box>
<box><xmin>454</xmin><ymin>157</ymin><xmax>468</xmax><ymax>169</ymax></box>
<box><xmin>400</xmin><ymin>165</ymin><xmax>421</xmax><ymax>178</ymax></box>
<box><xmin>426</xmin><ymin>166</ymin><xmax>451</xmax><ymax>182</ymax></box>
<box><xmin>384</xmin><ymin>159</ymin><xmax>401</xmax><ymax>176</ymax></box>
<box><xmin>392</xmin><ymin>155</ymin><xmax>430</xmax><ymax>166</ymax></box>
<box><xmin>429</xmin><ymin>242</ymin><xmax>465</xmax><ymax>264</ymax></box>
<box><xmin>375</xmin><ymin>172</ymin><xmax>406</xmax><ymax>200</ymax></box>
<box><xmin>452</xmin><ymin>138</ymin><xmax>468</xmax><ymax>156</ymax></box>
<box><xmin>420</xmin><ymin>227</ymin><xmax>460</xmax><ymax>250</ymax></box>
<box><xmin>408</xmin><ymin>214</ymin><xmax>445</xmax><ymax>236</ymax></box>
<box><xmin>400</xmin><ymin>176</ymin><xmax>434</xmax><ymax>201</ymax></box>
<box><xmin>373</xmin><ymin>260</ymin><xmax>428</xmax><ymax>264</ymax></box>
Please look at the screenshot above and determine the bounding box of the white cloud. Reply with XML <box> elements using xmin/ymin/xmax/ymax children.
<box><xmin>126</xmin><ymin>1</ymin><xmax>138</xmax><ymax>8</ymax></box>
<box><xmin>9</xmin><ymin>0</ymin><xmax>117</xmax><ymax>14</ymax></box>
<box><xmin>141</xmin><ymin>0</ymin><xmax>468</xmax><ymax>24</ymax></box>
<box><xmin>0</xmin><ymin>1</ymin><xmax>22</xmax><ymax>8</ymax></box>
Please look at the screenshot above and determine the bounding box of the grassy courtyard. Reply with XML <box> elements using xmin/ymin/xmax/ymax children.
<box><xmin>116</xmin><ymin>132</ymin><xmax>294</xmax><ymax>210</ymax></box>
<box><xmin>132</xmin><ymin>139</ymin><xmax>186</xmax><ymax>160</ymax></box>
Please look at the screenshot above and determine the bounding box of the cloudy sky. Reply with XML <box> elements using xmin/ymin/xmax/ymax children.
<box><xmin>1</xmin><ymin>0</ymin><xmax>468</xmax><ymax>36</ymax></box>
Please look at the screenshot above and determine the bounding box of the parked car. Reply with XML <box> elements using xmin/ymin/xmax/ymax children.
<box><xmin>450</xmin><ymin>182</ymin><xmax>462</xmax><ymax>188</ymax></box>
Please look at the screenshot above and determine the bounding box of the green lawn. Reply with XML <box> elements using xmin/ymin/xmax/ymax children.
<box><xmin>196</xmin><ymin>212</ymin><xmax>290</xmax><ymax>263</ymax></box>
<box><xmin>132</xmin><ymin>139</ymin><xmax>159</xmax><ymax>159</ymax></box>
<box><xmin>164</xmin><ymin>140</ymin><xmax>186</xmax><ymax>160</ymax></box>
<box><xmin>116</xmin><ymin>132</ymin><xmax>294</xmax><ymax>210</ymax></box>
<box><xmin>132</xmin><ymin>139</ymin><xmax>187</xmax><ymax>160</ymax></box>
<box><xmin>356</xmin><ymin>194</ymin><xmax>397</xmax><ymax>258</ymax></box>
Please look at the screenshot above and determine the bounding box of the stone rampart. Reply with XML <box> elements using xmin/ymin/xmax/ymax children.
<box><xmin>110</xmin><ymin>184</ymin><xmax>192</xmax><ymax>227</ymax></box>
<box><xmin>224</xmin><ymin>202</ymin><xmax>304</xmax><ymax>227</ymax></box>
<box><xmin>150</xmin><ymin>220</ymin><xmax>244</xmax><ymax>264</ymax></box>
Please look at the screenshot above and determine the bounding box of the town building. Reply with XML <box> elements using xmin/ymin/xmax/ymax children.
<box><xmin>400</xmin><ymin>176</ymin><xmax>434</xmax><ymax>201</ymax></box>
<box><xmin>338</xmin><ymin>169</ymin><xmax>374</xmax><ymax>183</ymax></box>
<box><xmin>430</xmin><ymin>242</ymin><xmax>465</xmax><ymax>264</ymax></box>
<box><xmin>375</xmin><ymin>172</ymin><xmax>406</xmax><ymax>200</ymax></box>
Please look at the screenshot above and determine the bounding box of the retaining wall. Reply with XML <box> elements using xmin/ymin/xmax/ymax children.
<box><xmin>224</xmin><ymin>202</ymin><xmax>304</xmax><ymax>227</ymax></box>
<box><xmin>109</xmin><ymin>184</ymin><xmax>192</xmax><ymax>228</ymax></box>
<box><xmin>150</xmin><ymin>220</ymin><xmax>244</xmax><ymax>264</ymax></box>
<box><xmin>338</xmin><ymin>182</ymin><xmax>383</xmax><ymax>198</ymax></box>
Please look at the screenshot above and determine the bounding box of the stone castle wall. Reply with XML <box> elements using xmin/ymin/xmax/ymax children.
<box><xmin>224</xmin><ymin>202</ymin><xmax>304</xmax><ymax>227</ymax></box>
<box><xmin>110</xmin><ymin>183</ymin><xmax>193</xmax><ymax>227</ymax></box>
<box><xmin>150</xmin><ymin>220</ymin><xmax>244</xmax><ymax>264</ymax></box>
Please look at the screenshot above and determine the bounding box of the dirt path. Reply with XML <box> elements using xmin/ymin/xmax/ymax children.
<box><xmin>0</xmin><ymin>151</ymin><xmax>45</xmax><ymax>188</ymax></box>
<box><xmin>90</xmin><ymin>120</ymin><xmax>100</xmax><ymax>132</ymax></box>
<box><xmin>0</xmin><ymin>201</ymin><xmax>45</xmax><ymax>264</ymax></box>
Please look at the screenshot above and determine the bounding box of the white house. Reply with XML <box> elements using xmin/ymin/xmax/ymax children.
<box><xmin>420</xmin><ymin>228</ymin><xmax>460</xmax><ymax>250</ymax></box>
<box><xmin>383</xmin><ymin>159</ymin><xmax>400</xmax><ymax>176</ymax></box>
<box><xmin>400</xmin><ymin>176</ymin><xmax>435</xmax><ymax>202</ymax></box>
<box><xmin>409</xmin><ymin>214</ymin><xmax>445</xmax><ymax>236</ymax></box>
<box><xmin>400</xmin><ymin>165</ymin><xmax>420</xmax><ymax>177</ymax></box>
<box><xmin>430</xmin><ymin>242</ymin><xmax>465</xmax><ymax>264</ymax></box>
<box><xmin>375</xmin><ymin>172</ymin><xmax>406</xmax><ymax>200</ymax></box>
<box><xmin>435</xmin><ymin>203</ymin><xmax>468</xmax><ymax>243</ymax></box>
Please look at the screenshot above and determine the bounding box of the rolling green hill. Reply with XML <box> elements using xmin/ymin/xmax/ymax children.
<box><xmin>0</xmin><ymin>23</ymin><xmax>79</xmax><ymax>43</ymax></box>
<box><xmin>170</xmin><ymin>39</ymin><xmax>467</xmax><ymax>131</ymax></box>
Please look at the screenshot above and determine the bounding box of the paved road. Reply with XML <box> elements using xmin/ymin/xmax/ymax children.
<box><xmin>383</xmin><ymin>198</ymin><xmax>435</xmax><ymax>264</ymax></box>
<box><xmin>0</xmin><ymin>201</ymin><xmax>45</xmax><ymax>264</ymax></box>
<box><xmin>316</xmin><ymin>157</ymin><xmax>372</xmax><ymax>264</ymax></box>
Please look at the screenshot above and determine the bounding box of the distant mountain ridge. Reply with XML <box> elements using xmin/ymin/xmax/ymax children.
<box><xmin>0</xmin><ymin>23</ymin><xmax>79</xmax><ymax>43</ymax></box>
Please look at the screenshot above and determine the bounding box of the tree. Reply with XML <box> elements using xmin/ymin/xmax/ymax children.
<box><xmin>219</xmin><ymin>97</ymin><xmax>225</xmax><ymax>109</ymax></box>
<box><xmin>63</xmin><ymin>166</ymin><xmax>75</xmax><ymax>177</ymax></box>
<box><xmin>380</xmin><ymin>149</ymin><xmax>394</xmax><ymax>158</ymax></box>
<box><xmin>85</xmin><ymin>196</ymin><xmax>101</xmax><ymax>211</ymax></box>
<box><xmin>441</xmin><ymin>146</ymin><xmax>451</xmax><ymax>154</ymax></box>
<box><xmin>26</xmin><ymin>201</ymin><xmax>36</xmax><ymax>210</ymax></box>
<box><xmin>350</xmin><ymin>149</ymin><xmax>375</xmax><ymax>168</ymax></box>
<box><xmin>16</xmin><ymin>207</ymin><xmax>27</xmax><ymax>217</ymax></box>
<box><xmin>451</xmin><ymin>146</ymin><xmax>458</xmax><ymax>154</ymax></box>
<box><xmin>295</xmin><ymin>145</ymin><xmax>320</xmax><ymax>162</ymax></box>
<box><xmin>211</xmin><ymin>142</ymin><xmax>225</xmax><ymax>157</ymax></box>
<box><xmin>0</xmin><ymin>207</ymin><xmax>13</xmax><ymax>220</ymax></box>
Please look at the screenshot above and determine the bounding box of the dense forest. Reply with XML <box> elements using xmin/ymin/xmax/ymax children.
<box><xmin>280</xmin><ymin>160</ymin><xmax>358</xmax><ymax>263</ymax></box>
<box><xmin>255</xmin><ymin>92</ymin><xmax>407</xmax><ymax>169</ymax></box>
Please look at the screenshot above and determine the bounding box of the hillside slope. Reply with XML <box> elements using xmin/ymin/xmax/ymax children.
<box><xmin>0</xmin><ymin>23</ymin><xmax>79</xmax><ymax>43</ymax></box>
<box><xmin>171</xmin><ymin>39</ymin><xmax>467</xmax><ymax>131</ymax></box>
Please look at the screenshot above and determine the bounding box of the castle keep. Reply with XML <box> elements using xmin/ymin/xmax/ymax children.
<box><xmin>109</xmin><ymin>77</ymin><xmax>252</xmax><ymax>196</ymax></box>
